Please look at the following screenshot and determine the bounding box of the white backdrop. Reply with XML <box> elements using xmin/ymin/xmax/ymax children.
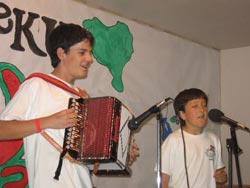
<box><xmin>221</xmin><ymin>47</ymin><xmax>250</xmax><ymax>185</ymax></box>
<box><xmin>0</xmin><ymin>0</ymin><xmax>220</xmax><ymax>187</ymax></box>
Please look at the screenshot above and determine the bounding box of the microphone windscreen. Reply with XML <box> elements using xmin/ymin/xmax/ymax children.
<box><xmin>208</xmin><ymin>109</ymin><xmax>224</xmax><ymax>123</ymax></box>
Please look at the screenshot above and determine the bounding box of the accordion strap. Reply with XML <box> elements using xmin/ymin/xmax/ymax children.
<box><xmin>41</xmin><ymin>131</ymin><xmax>82</xmax><ymax>180</ymax></box>
<box><xmin>41</xmin><ymin>132</ymin><xmax>79</xmax><ymax>163</ymax></box>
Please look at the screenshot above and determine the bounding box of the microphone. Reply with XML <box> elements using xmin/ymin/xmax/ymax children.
<box><xmin>128</xmin><ymin>97</ymin><xmax>173</xmax><ymax>131</ymax></box>
<box><xmin>208</xmin><ymin>109</ymin><xmax>250</xmax><ymax>132</ymax></box>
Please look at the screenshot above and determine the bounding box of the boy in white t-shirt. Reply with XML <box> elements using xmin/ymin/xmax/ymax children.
<box><xmin>161</xmin><ymin>88</ymin><xmax>227</xmax><ymax>188</ymax></box>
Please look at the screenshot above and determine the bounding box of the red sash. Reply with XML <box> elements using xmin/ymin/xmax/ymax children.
<box><xmin>25</xmin><ymin>73</ymin><xmax>89</xmax><ymax>98</ymax></box>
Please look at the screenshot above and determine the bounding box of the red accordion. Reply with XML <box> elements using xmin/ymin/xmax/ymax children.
<box><xmin>63</xmin><ymin>96</ymin><xmax>133</xmax><ymax>176</ymax></box>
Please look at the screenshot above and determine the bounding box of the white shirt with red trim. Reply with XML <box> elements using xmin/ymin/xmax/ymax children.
<box><xmin>0</xmin><ymin>74</ymin><xmax>93</xmax><ymax>188</ymax></box>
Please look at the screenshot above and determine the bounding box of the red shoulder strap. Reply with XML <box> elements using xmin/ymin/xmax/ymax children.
<box><xmin>25</xmin><ymin>73</ymin><xmax>89</xmax><ymax>98</ymax></box>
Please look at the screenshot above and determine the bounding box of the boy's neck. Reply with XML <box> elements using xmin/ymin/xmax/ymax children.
<box><xmin>51</xmin><ymin>69</ymin><xmax>75</xmax><ymax>86</ymax></box>
<box><xmin>182</xmin><ymin>126</ymin><xmax>203</xmax><ymax>135</ymax></box>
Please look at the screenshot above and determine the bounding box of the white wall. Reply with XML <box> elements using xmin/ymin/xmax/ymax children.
<box><xmin>221</xmin><ymin>46</ymin><xmax>250</xmax><ymax>185</ymax></box>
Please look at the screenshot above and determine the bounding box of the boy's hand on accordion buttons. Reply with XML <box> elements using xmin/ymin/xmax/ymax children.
<box><xmin>128</xmin><ymin>138</ymin><xmax>140</xmax><ymax>166</ymax></box>
<box><xmin>43</xmin><ymin>108</ymin><xmax>77</xmax><ymax>129</ymax></box>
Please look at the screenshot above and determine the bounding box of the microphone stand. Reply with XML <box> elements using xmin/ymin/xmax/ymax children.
<box><xmin>226</xmin><ymin>125</ymin><xmax>243</xmax><ymax>188</ymax></box>
<box><xmin>128</xmin><ymin>98</ymin><xmax>173</xmax><ymax>188</ymax></box>
<box><xmin>156</xmin><ymin>109</ymin><xmax>163</xmax><ymax>188</ymax></box>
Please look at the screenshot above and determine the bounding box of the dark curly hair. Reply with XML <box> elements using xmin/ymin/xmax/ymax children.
<box><xmin>47</xmin><ymin>23</ymin><xmax>94</xmax><ymax>68</ymax></box>
<box><xmin>173</xmin><ymin>88</ymin><xmax>208</xmax><ymax>126</ymax></box>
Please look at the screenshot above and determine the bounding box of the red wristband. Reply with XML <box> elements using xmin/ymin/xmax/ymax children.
<box><xmin>35</xmin><ymin>118</ymin><xmax>42</xmax><ymax>132</ymax></box>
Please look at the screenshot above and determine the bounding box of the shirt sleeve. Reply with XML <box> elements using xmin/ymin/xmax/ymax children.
<box><xmin>214</xmin><ymin>135</ymin><xmax>225</xmax><ymax>170</ymax></box>
<box><xmin>0</xmin><ymin>78</ymin><xmax>45</xmax><ymax>120</ymax></box>
<box><xmin>161</xmin><ymin>134</ymin><xmax>177</xmax><ymax>176</ymax></box>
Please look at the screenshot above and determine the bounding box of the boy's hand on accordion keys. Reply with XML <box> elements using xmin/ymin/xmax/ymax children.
<box><xmin>128</xmin><ymin>137</ymin><xmax>140</xmax><ymax>166</ymax></box>
<box><xmin>41</xmin><ymin>108</ymin><xmax>77</xmax><ymax>130</ymax></box>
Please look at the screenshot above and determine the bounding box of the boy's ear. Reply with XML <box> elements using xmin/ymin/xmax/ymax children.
<box><xmin>179</xmin><ymin>111</ymin><xmax>186</xmax><ymax>121</ymax></box>
<box><xmin>56</xmin><ymin>47</ymin><xmax>65</xmax><ymax>61</ymax></box>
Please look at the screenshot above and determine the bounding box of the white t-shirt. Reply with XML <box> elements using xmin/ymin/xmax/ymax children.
<box><xmin>161</xmin><ymin>129</ymin><xmax>225</xmax><ymax>188</ymax></box>
<box><xmin>0</xmin><ymin>75</ymin><xmax>93</xmax><ymax>188</ymax></box>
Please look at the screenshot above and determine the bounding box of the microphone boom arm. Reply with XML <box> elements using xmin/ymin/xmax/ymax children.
<box><xmin>128</xmin><ymin>97</ymin><xmax>173</xmax><ymax>131</ymax></box>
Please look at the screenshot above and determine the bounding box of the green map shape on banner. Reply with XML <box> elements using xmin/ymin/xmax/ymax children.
<box><xmin>83</xmin><ymin>17</ymin><xmax>134</xmax><ymax>92</ymax></box>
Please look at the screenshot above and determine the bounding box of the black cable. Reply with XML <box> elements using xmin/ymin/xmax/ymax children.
<box><xmin>181</xmin><ymin>126</ymin><xmax>190</xmax><ymax>188</ymax></box>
